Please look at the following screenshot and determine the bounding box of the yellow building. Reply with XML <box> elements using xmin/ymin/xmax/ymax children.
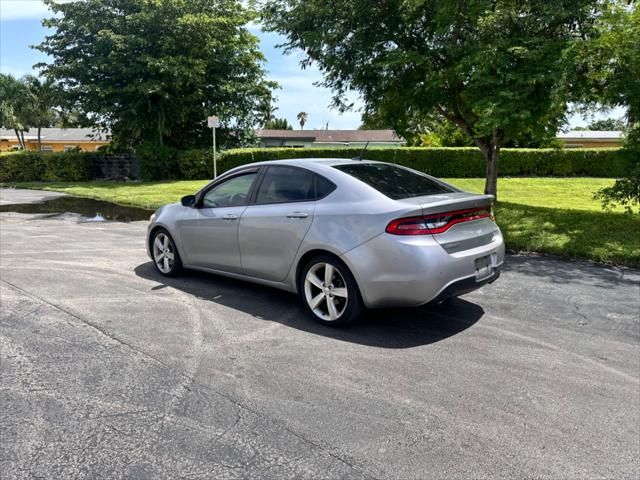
<box><xmin>0</xmin><ymin>128</ymin><xmax>110</xmax><ymax>152</ymax></box>
<box><xmin>556</xmin><ymin>130</ymin><xmax>623</xmax><ymax>149</ymax></box>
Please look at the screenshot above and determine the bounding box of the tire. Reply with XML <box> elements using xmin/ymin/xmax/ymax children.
<box><xmin>299</xmin><ymin>254</ymin><xmax>363</xmax><ymax>327</ymax></box>
<box><xmin>150</xmin><ymin>228</ymin><xmax>183</xmax><ymax>277</ymax></box>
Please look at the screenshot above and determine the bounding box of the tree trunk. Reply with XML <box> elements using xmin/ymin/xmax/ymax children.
<box><xmin>38</xmin><ymin>126</ymin><xmax>42</xmax><ymax>151</ymax></box>
<box><xmin>20</xmin><ymin>131</ymin><xmax>26</xmax><ymax>151</ymax></box>
<box><xmin>14</xmin><ymin>129</ymin><xmax>23</xmax><ymax>149</ymax></box>
<box><xmin>483</xmin><ymin>146</ymin><xmax>499</xmax><ymax>199</ymax></box>
<box><xmin>483</xmin><ymin>129</ymin><xmax>503</xmax><ymax>200</ymax></box>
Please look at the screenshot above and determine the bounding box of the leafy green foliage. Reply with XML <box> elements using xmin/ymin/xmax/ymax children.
<box><xmin>263</xmin><ymin>118</ymin><xmax>294</xmax><ymax>130</ymax></box>
<box><xmin>177</xmin><ymin>149</ymin><xmax>214</xmax><ymax>180</ymax></box>
<box><xmin>575</xmin><ymin>118</ymin><xmax>628</xmax><ymax>131</ymax></box>
<box><xmin>0</xmin><ymin>151</ymin><xmax>96</xmax><ymax>182</ymax></box>
<box><xmin>297</xmin><ymin>112</ymin><xmax>308</xmax><ymax>129</ymax></box>
<box><xmin>1</xmin><ymin>147</ymin><xmax>630</xmax><ymax>182</ymax></box>
<box><xmin>1</xmin><ymin>73</ymin><xmax>63</xmax><ymax>149</ymax></box>
<box><xmin>136</xmin><ymin>143</ymin><xmax>179</xmax><ymax>181</ymax></box>
<box><xmin>217</xmin><ymin>147</ymin><xmax>632</xmax><ymax>178</ymax></box>
<box><xmin>593</xmin><ymin>125</ymin><xmax>640</xmax><ymax>213</ymax></box>
<box><xmin>0</xmin><ymin>74</ymin><xmax>27</xmax><ymax>135</ymax></box>
<box><xmin>416</xmin><ymin>121</ymin><xmax>474</xmax><ymax>147</ymax></box>
<box><xmin>37</xmin><ymin>0</ymin><xmax>276</xmax><ymax>150</ymax></box>
<box><xmin>594</xmin><ymin>163</ymin><xmax>640</xmax><ymax>213</ymax></box>
<box><xmin>263</xmin><ymin>0</ymin><xmax>602</xmax><ymax>196</ymax></box>
<box><xmin>573</xmin><ymin>3</ymin><xmax>640</xmax><ymax>124</ymax></box>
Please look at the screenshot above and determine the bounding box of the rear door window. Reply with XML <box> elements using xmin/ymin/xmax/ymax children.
<box><xmin>333</xmin><ymin>163</ymin><xmax>455</xmax><ymax>199</ymax></box>
<box><xmin>255</xmin><ymin>166</ymin><xmax>315</xmax><ymax>204</ymax></box>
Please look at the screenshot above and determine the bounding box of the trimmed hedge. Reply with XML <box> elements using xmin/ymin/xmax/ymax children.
<box><xmin>0</xmin><ymin>151</ymin><xmax>97</xmax><ymax>182</ymax></box>
<box><xmin>215</xmin><ymin>147</ymin><xmax>635</xmax><ymax>178</ymax></box>
<box><xmin>0</xmin><ymin>146</ymin><xmax>634</xmax><ymax>182</ymax></box>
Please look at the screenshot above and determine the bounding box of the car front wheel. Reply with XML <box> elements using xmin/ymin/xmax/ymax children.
<box><xmin>301</xmin><ymin>255</ymin><xmax>363</xmax><ymax>326</ymax></box>
<box><xmin>151</xmin><ymin>229</ymin><xmax>183</xmax><ymax>277</ymax></box>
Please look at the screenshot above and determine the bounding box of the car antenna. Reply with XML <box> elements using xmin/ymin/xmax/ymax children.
<box><xmin>354</xmin><ymin>141</ymin><xmax>370</xmax><ymax>161</ymax></box>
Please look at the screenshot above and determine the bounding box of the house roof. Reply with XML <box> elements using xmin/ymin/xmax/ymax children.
<box><xmin>556</xmin><ymin>130</ymin><xmax>623</xmax><ymax>141</ymax></box>
<box><xmin>256</xmin><ymin>129</ymin><xmax>404</xmax><ymax>143</ymax></box>
<box><xmin>0</xmin><ymin>128</ymin><xmax>110</xmax><ymax>142</ymax></box>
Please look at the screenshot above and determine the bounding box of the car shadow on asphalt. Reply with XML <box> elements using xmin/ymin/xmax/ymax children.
<box><xmin>134</xmin><ymin>262</ymin><xmax>484</xmax><ymax>349</ymax></box>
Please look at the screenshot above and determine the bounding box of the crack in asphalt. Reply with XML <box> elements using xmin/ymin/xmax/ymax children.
<box><xmin>0</xmin><ymin>278</ymin><xmax>377</xmax><ymax>479</ymax></box>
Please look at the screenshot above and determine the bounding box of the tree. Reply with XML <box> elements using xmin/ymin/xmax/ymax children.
<box><xmin>264</xmin><ymin>0</ymin><xmax>602</xmax><ymax>198</ymax></box>
<box><xmin>0</xmin><ymin>74</ymin><xmax>30</xmax><ymax>149</ymax></box>
<box><xmin>264</xmin><ymin>117</ymin><xmax>294</xmax><ymax>129</ymax></box>
<box><xmin>22</xmin><ymin>75</ymin><xmax>59</xmax><ymax>150</ymax></box>
<box><xmin>297</xmin><ymin>111</ymin><xmax>308</xmax><ymax>130</ymax></box>
<box><xmin>574</xmin><ymin>2</ymin><xmax>639</xmax><ymax>126</ymax></box>
<box><xmin>37</xmin><ymin>0</ymin><xmax>277</xmax><ymax>150</ymax></box>
<box><xmin>584</xmin><ymin>118</ymin><xmax>627</xmax><ymax>131</ymax></box>
<box><xmin>259</xmin><ymin>100</ymin><xmax>280</xmax><ymax>127</ymax></box>
<box><xmin>574</xmin><ymin>2</ymin><xmax>639</xmax><ymax>211</ymax></box>
<box><xmin>359</xmin><ymin>109</ymin><xmax>391</xmax><ymax>130</ymax></box>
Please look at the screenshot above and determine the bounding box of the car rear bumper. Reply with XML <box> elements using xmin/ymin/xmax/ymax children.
<box><xmin>428</xmin><ymin>267</ymin><xmax>501</xmax><ymax>305</ymax></box>
<box><xmin>340</xmin><ymin>228</ymin><xmax>505</xmax><ymax>308</ymax></box>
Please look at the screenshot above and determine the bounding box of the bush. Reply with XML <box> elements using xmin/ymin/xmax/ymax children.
<box><xmin>177</xmin><ymin>149</ymin><xmax>212</xmax><ymax>180</ymax></box>
<box><xmin>0</xmin><ymin>151</ymin><xmax>96</xmax><ymax>182</ymax></box>
<box><xmin>216</xmin><ymin>147</ymin><xmax>634</xmax><ymax>178</ymax></box>
<box><xmin>136</xmin><ymin>143</ymin><xmax>179</xmax><ymax>181</ymax></box>
<box><xmin>0</xmin><ymin>146</ymin><xmax>633</xmax><ymax>182</ymax></box>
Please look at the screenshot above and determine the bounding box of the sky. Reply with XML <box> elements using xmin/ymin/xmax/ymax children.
<box><xmin>0</xmin><ymin>0</ymin><xmax>625</xmax><ymax>131</ymax></box>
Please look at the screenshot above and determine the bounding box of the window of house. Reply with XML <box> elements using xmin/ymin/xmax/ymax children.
<box><xmin>40</xmin><ymin>145</ymin><xmax>54</xmax><ymax>152</ymax></box>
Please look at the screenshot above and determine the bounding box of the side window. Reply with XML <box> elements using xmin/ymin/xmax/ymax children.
<box><xmin>315</xmin><ymin>174</ymin><xmax>336</xmax><ymax>200</ymax></box>
<box><xmin>255</xmin><ymin>166</ymin><xmax>315</xmax><ymax>204</ymax></box>
<box><xmin>201</xmin><ymin>172</ymin><xmax>257</xmax><ymax>208</ymax></box>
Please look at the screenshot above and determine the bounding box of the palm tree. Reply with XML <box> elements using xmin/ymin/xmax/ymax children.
<box><xmin>297</xmin><ymin>111</ymin><xmax>308</xmax><ymax>130</ymax></box>
<box><xmin>0</xmin><ymin>73</ymin><xmax>29</xmax><ymax>149</ymax></box>
<box><xmin>23</xmin><ymin>75</ymin><xmax>58</xmax><ymax>150</ymax></box>
<box><xmin>259</xmin><ymin>101</ymin><xmax>278</xmax><ymax>127</ymax></box>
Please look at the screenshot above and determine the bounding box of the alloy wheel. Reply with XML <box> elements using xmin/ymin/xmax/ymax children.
<box><xmin>304</xmin><ymin>262</ymin><xmax>349</xmax><ymax>321</ymax></box>
<box><xmin>153</xmin><ymin>232</ymin><xmax>175</xmax><ymax>274</ymax></box>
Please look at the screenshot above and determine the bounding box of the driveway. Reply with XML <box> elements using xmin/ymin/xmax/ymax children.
<box><xmin>1</xmin><ymin>188</ymin><xmax>638</xmax><ymax>479</ymax></box>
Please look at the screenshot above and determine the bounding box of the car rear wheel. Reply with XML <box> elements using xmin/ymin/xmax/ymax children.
<box><xmin>151</xmin><ymin>229</ymin><xmax>183</xmax><ymax>277</ymax></box>
<box><xmin>301</xmin><ymin>255</ymin><xmax>363</xmax><ymax>326</ymax></box>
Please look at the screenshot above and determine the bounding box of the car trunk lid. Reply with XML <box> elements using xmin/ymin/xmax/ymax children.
<box><xmin>397</xmin><ymin>193</ymin><xmax>500</xmax><ymax>254</ymax></box>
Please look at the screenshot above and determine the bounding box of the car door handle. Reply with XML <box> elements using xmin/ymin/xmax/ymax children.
<box><xmin>222</xmin><ymin>214</ymin><xmax>238</xmax><ymax>220</ymax></box>
<box><xmin>286</xmin><ymin>212</ymin><xmax>309</xmax><ymax>219</ymax></box>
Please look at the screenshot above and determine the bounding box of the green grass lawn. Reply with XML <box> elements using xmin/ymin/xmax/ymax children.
<box><xmin>3</xmin><ymin>177</ymin><xmax>639</xmax><ymax>266</ymax></box>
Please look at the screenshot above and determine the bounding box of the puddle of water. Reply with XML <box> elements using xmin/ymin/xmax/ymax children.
<box><xmin>0</xmin><ymin>196</ymin><xmax>154</xmax><ymax>222</ymax></box>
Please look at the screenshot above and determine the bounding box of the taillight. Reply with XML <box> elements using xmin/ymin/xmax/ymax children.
<box><xmin>386</xmin><ymin>207</ymin><xmax>493</xmax><ymax>235</ymax></box>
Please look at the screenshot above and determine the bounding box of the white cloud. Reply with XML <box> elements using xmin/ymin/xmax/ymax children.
<box><xmin>0</xmin><ymin>0</ymin><xmax>49</xmax><ymax>20</ymax></box>
<box><xmin>0</xmin><ymin>0</ymin><xmax>74</xmax><ymax>21</ymax></box>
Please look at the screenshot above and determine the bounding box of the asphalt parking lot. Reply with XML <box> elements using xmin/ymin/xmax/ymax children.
<box><xmin>1</xmin><ymin>188</ymin><xmax>639</xmax><ymax>479</ymax></box>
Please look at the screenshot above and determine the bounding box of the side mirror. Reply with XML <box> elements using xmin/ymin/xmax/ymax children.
<box><xmin>181</xmin><ymin>195</ymin><xmax>196</xmax><ymax>207</ymax></box>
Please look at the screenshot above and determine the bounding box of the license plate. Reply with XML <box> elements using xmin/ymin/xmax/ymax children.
<box><xmin>475</xmin><ymin>253</ymin><xmax>496</xmax><ymax>281</ymax></box>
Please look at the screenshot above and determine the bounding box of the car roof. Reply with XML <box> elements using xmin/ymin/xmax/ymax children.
<box><xmin>233</xmin><ymin>157</ymin><xmax>384</xmax><ymax>171</ymax></box>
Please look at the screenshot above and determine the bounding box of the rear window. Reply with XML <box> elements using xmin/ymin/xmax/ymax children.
<box><xmin>333</xmin><ymin>163</ymin><xmax>455</xmax><ymax>199</ymax></box>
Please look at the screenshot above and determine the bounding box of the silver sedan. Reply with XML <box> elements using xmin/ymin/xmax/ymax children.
<box><xmin>147</xmin><ymin>159</ymin><xmax>504</xmax><ymax>326</ymax></box>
